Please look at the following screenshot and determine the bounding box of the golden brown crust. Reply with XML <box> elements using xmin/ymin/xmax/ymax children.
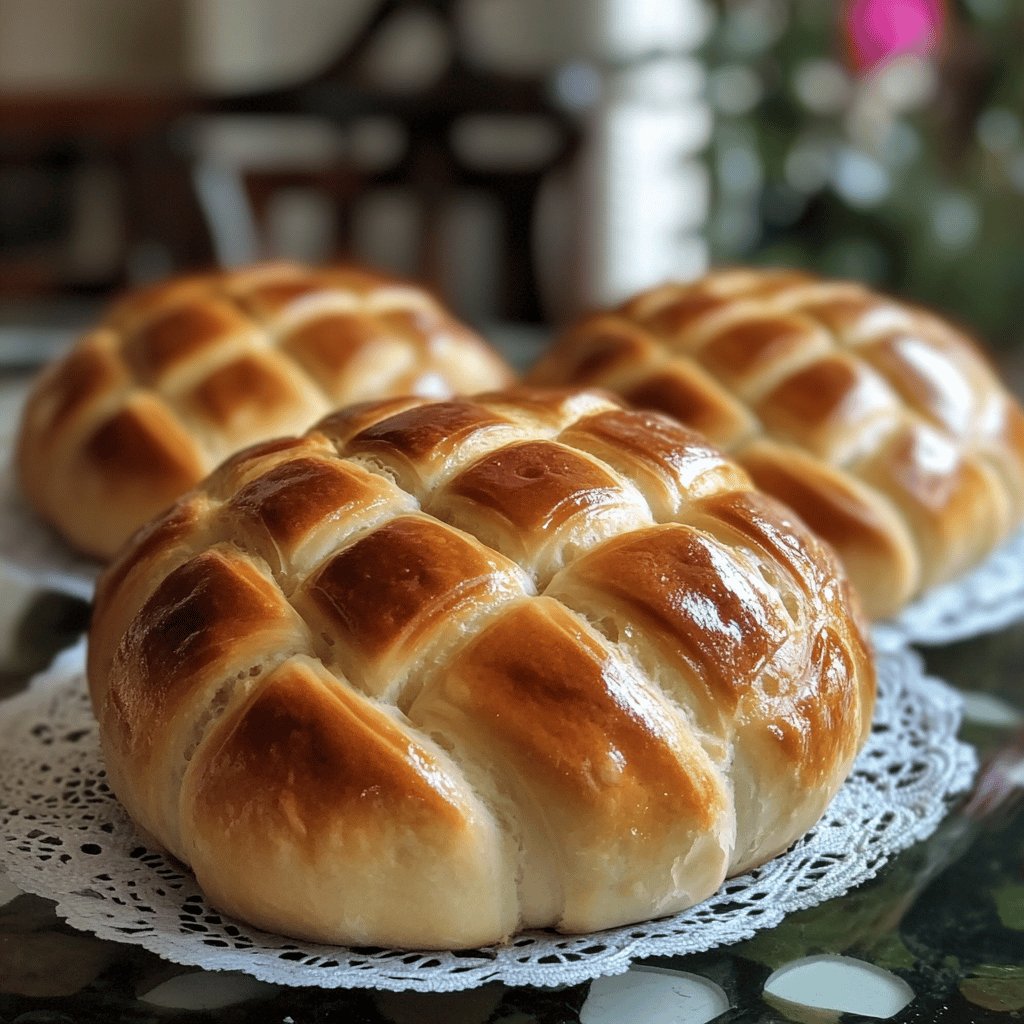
<box><xmin>410</xmin><ymin>597</ymin><xmax>731</xmax><ymax>931</ymax></box>
<box><xmin>91</xmin><ymin>546</ymin><xmax>312</xmax><ymax>857</ymax></box>
<box><xmin>551</xmin><ymin>524</ymin><xmax>792</xmax><ymax>724</ymax></box>
<box><xmin>623</xmin><ymin>364</ymin><xmax>759</xmax><ymax>450</ymax></box>
<box><xmin>17</xmin><ymin>262</ymin><xmax>514</xmax><ymax>559</ymax></box>
<box><xmin>183</xmin><ymin>657</ymin><xmax>516</xmax><ymax>949</ymax></box>
<box><xmin>530</xmin><ymin>269</ymin><xmax>1024</xmax><ymax>618</ymax></box>
<box><xmin>447</xmin><ymin>440</ymin><xmax>622</xmax><ymax>533</ymax></box>
<box><xmin>89</xmin><ymin>387</ymin><xmax>873</xmax><ymax>949</ymax></box>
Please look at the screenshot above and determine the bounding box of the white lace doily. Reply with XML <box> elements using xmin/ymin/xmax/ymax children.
<box><xmin>0</xmin><ymin>641</ymin><xmax>975</xmax><ymax>993</ymax></box>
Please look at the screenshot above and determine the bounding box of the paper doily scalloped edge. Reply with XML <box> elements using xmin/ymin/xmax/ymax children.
<box><xmin>0</xmin><ymin>642</ymin><xmax>977</xmax><ymax>993</ymax></box>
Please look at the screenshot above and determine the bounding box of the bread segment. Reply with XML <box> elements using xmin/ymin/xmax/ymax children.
<box><xmin>120</xmin><ymin>296</ymin><xmax>256</xmax><ymax>388</ymax></box>
<box><xmin>409</xmin><ymin>598</ymin><xmax>733</xmax><ymax>933</ymax></box>
<box><xmin>222</xmin><ymin>452</ymin><xmax>416</xmax><ymax>585</ymax></box>
<box><xmin>738</xmin><ymin>440</ymin><xmax>920</xmax><ymax>611</ymax></box>
<box><xmin>89</xmin><ymin>388</ymin><xmax>874</xmax><ymax>949</ymax></box>
<box><xmin>183</xmin><ymin>656</ymin><xmax>517</xmax><ymax>950</ymax></box>
<box><xmin>340</xmin><ymin>398</ymin><xmax>521</xmax><ymax>494</ymax></box>
<box><xmin>559</xmin><ymin>408</ymin><xmax>751</xmax><ymax>519</ymax></box>
<box><xmin>435</xmin><ymin>439</ymin><xmax>652</xmax><ymax>585</ymax></box>
<box><xmin>545</xmin><ymin>524</ymin><xmax>794</xmax><ymax>739</ymax></box>
<box><xmin>91</xmin><ymin>547</ymin><xmax>313</xmax><ymax>859</ymax></box>
<box><xmin>293</xmin><ymin>514</ymin><xmax>530</xmax><ymax>704</ymax></box>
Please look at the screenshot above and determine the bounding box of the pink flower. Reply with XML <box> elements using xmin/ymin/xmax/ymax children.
<box><xmin>842</xmin><ymin>0</ymin><xmax>946</xmax><ymax>73</ymax></box>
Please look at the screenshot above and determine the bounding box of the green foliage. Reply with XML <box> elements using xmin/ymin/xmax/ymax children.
<box><xmin>705</xmin><ymin>0</ymin><xmax>1024</xmax><ymax>349</ymax></box>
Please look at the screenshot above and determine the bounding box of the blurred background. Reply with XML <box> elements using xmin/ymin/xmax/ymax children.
<box><xmin>1</xmin><ymin>0</ymin><xmax>1022</xmax><ymax>369</ymax></box>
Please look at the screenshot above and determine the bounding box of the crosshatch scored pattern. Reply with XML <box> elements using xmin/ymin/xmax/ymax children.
<box><xmin>0</xmin><ymin>640</ymin><xmax>974</xmax><ymax>991</ymax></box>
<box><xmin>531</xmin><ymin>269</ymin><xmax>1024</xmax><ymax>619</ymax></box>
<box><xmin>15</xmin><ymin>262</ymin><xmax>513</xmax><ymax>558</ymax></box>
<box><xmin>85</xmin><ymin>388</ymin><xmax>877</xmax><ymax>951</ymax></box>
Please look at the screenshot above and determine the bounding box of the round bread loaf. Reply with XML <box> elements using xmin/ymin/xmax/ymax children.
<box><xmin>16</xmin><ymin>262</ymin><xmax>514</xmax><ymax>559</ymax></box>
<box><xmin>529</xmin><ymin>269</ymin><xmax>1024</xmax><ymax>619</ymax></box>
<box><xmin>88</xmin><ymin>387</ymin><xmax>874</xmax><ymax>950</ymax></box>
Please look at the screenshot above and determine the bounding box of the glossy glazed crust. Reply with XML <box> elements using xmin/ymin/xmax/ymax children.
<box><xmin>88</xmin><ymin>388</ymin><xmax>874</xmax><ymax>949</ymax></box>
<box><xmin>16</xmin><ymin>262</ymin><xmax>514</xmax><ymax>559</ymax></box>
<box><xmin>529</xmin><ymin>269</ymin><xmax>1024</xmax><ymax>619</ymax></box>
